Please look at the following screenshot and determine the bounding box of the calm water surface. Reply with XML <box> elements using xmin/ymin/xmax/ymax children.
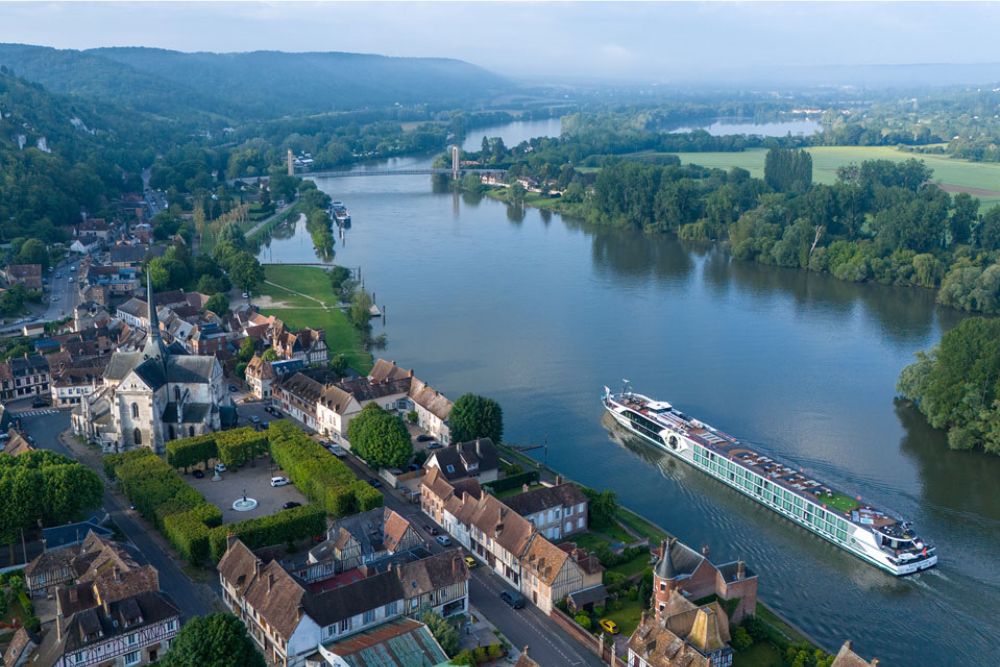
<box><xmin>258</xmin><ymin>119</ymin><xmax>1000</xmax><ymax>665</ymax></box>
<box><xmin>670</xmin><ymin>118</ymin><xmax>821</xmax><ymax>136</ymax></box>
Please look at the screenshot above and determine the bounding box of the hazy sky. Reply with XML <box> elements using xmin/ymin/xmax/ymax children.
<box><xmin>3</xmin><ymin>2</ymin><xmax>1000</xmax><ymax>81</ymax></box>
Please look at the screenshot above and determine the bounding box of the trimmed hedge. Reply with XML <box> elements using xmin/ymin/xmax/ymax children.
<box><xmin>113</xmin><ymin>451</ymin><xmax>205</xmax><ymax>528</ymax></box>
<box><xmin>164</xmin><ymin>504</ymin><xmax>222</xmax><ymax>564</ymax></box>
<box><xmin>483</xmin><ymin>470</ymin><xmax>539</xmax><ymax>494</ymax></box>
<box><xmin>268</xmin><ymin>421</ymin><xmax>383</xmax><ymax>517</ymax></box>
<box><xmin>165</xmin><ymin>434</ymin><xmax>218</xmax><ymax>470</ymax></box>
<box><xmin>207</xmin><ymin>504</ymin><xmax>327</xmax><ymax>562</ymax></box>
<box><xmin>216</xmin><ymin>428</ymin><xmax>269</xmax><ymax>468</ymax></box>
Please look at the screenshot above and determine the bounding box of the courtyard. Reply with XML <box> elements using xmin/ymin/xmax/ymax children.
<box><xmin>184</xmin><ymin>456</ymin><xmax>309</xmax><ymax>523</ymax></box>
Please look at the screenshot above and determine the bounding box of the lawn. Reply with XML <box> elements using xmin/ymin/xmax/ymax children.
<box><xmin>600</xmin><ymin>598</ymin><xmax>645</xmax><ymax>638</ymax></box>
<box><xmin>815</xmin><ymin>491</ymin><xmax>859</xmax><ymax>514</ymax></box>
<box><xmin>672</xmin><ymin>146</ymin><xmax>1000</xmax><ymax>209</ymax></box>
<box><xmin>618</xmin><ymin>508</ymin><xmax>671</xmax><ymax>544</ymax></box>
<box><xmin>733</xmin><ymin>641</ymin><xmax>784</xmax><ymax>667</ymax></box>
<box><xmin>607</xmin><ymin>553</ymin><xmax>650</xmax><ymax>579</ymax></box>
<box><xmin>495</xmin><ymin>483</ymin><xmax>544</xmax><ymax>500</ymax></box>
<box><xmin>571</xmin><ymin>531</ymin><xmax>613</xmax><ymax>552</ymax></box>
<box><xmin>258</xmin><ymin>266</ymin><xmax>372</xmax><ymax>374</ymax></box>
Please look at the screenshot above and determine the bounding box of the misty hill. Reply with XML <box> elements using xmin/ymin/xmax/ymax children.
<box><xmin>0</xmin><ymin>44</ymin><xmax>508</xmax><ymax>119</ymax></box>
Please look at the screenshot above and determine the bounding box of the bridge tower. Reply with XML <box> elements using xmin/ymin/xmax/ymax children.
<box><xmin>287</xmin><ymin>149</ymin><xmax>294</xmax><ymax>176</ymax></box>
<box><xmin>451</xmin><ymin>145</ymin><xmax>460</xmax><ymax>180</ymax></box>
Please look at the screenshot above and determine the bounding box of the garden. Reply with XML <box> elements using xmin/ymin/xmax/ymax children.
<box><xmin>103</xmin><ymin>422</ymin><xmax>382</xmax><ymax>564</ymax></box>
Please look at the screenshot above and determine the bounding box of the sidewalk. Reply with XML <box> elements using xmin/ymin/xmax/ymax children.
<box><xmin>462</xmin><ymin>606</ymin><xmax>519</xmax><ymax>665</ymax></box>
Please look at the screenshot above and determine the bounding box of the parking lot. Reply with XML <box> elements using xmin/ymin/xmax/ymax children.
<box><xmin>184</xmin><ymin>457</ymin><xmax>308</xmax><ymax>523</ymax></box>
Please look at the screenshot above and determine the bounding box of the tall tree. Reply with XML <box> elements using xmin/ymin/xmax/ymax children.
<box><xmin>160</xmin><ymin>613</ymin><xmax>265</xmax><ymax>667</ymax></box>
<box><xmin>346</xmin><ymin>404</ymin><xmax>413</xmax><ymax>468</ymax></box>
<box><xmin>764</xmin><ymin>148</ymin><xmax>813</xmax><ymax>194</ymax></box>
<box><xmin>449</xmin><ymin>394</ymin><xmax>503</xmax><ymax>444</ymax></box>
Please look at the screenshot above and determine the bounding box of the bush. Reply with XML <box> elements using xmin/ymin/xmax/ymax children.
<box><xmin>482</xmin><ymin>471</ymin><xmax>539</xmax><ymax>495</ymax></box>
<box><xmin>164</xmin><ymin>504</ymin><xmax>221</xmax><ymax>564</ymax></box>
<box><xmin>732</xmin><ymin>626</ymin><xmax>754</xmax><ymax>651</ymax></box>
<box><xmin>208</xmin><ymin>505</ymin><xmax>327</xmax><ymax>561</ymax></box>
<box><xmin>574</xmin><ymin>613</ymin><xmax>592</xmax><ymax>630</ymax></box>
<box><xmin>449</xmin><ymin>650</ymin><xmax>475</xmax><ymax>666</ymax></box>
<box><xmin>216</xmin><ymin>428</ymin><xmax>268</xmax><ymax>468</ymax></box>
<box><xmin>166</xmin><ymin>434</ymin><xmax>218</xmax><ymax>470</ymax></box>
<box><xmin>268</xmin><ymin>421</ymin><xmax>382</xmax><ymax>517</ymax></box>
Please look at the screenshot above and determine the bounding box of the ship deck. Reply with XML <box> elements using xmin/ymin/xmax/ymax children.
<box><xmin>616</xmin><ymin>394</ymin><xmax>897</xmax><ymax>530</ymax></box>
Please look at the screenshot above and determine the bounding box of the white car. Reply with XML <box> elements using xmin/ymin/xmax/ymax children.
<box><xmin>242</xmin><ymin>292</ymin><xmax>249</xmax><ymax>299</ymax></box>
<box><xmin>214</xmin><ymin>463</ymin><xmax>227</xmax><ymax>473</ymax></box>
<box><xmin>270</xmin><ymin>476</ymin><xmax>290</xmax><ymax>487</ymax></box>
<box><xmin>435</xmin><ymin>535</ymin><xmax>452</xmax><ymax>547</ymax></box>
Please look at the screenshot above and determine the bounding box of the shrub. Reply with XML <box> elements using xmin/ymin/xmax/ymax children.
<box><xmin>449</xmin><ymin>650</ymin><xmax>475</xmax><ymax>666</ymax></box>
<box><xmin>165</xmin><ymin>434</ymin><xmax>218</xmax><ymax>470</ymax></box>
<box><xmin>208</xmin><ymin>505</ymin><xmax>326</xmax><ymax>561</ymax></box>
<box><xmin>163</xmin><ymin>504</ymin><xmax>220</xmax><ymax>564</ymax></box>
<box><xmin>574</xmin><ymin>613</ymin><xmax>592</xmax><ymax>630</ymax></box>
<box><xmin>268</xmin><ymin>421</ymin><xmax>382</xmax><ymax>517</ymax></box>
<box><xmin>216</xmin><ymin>428</ymin><xmax>268</xmax><ymax>468</ymax></box>
<box><xmin>482</xmin><ymin>471</ymin><xmax>539</xmax><ymax>495</ymax></box>
<box><xmin>732</xmin><ymin>626</ymin><xmax>754</xmax><ymax>651</ymax></box>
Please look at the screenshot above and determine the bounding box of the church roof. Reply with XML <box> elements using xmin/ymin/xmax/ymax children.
<box><xmin>102</xmin><ymin>352</ymin><xmax>144</xmax><ymax>382</ymax></box>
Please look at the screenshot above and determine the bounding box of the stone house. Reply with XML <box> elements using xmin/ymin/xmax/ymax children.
<box><xmin>652</xmin><ymin>539</ymin><xmax>757</xmax><ymax>625</ymax></box>
<box><xmin>0</xmin><ymin>353</ymin><xmax>51</xmax><ymax>401</ymax></box>
<box><xmin>627</xmin><ymin>592</ymin><xmax>734</xmax><ymax>667</ymax></box>
<box><xmin>1</xmin><ymin>264</ymin><xmax>42</xmax><ymax>290</ymax></box>
<box><xmin>245</xmin><ymin>354</ymin><xmax>277</xmax><ymax>400</ymax></box>
<box><xmin>302</xmin><ymin>508</ymin><xmax>423</xmax><ymax>581</ymax></box>
<box><xmin>502</xmin><ymin>481</ymin><xmax>588</xmax><ymax>541</ymax></box>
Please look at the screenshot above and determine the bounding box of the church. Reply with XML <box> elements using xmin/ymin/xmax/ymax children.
<box><xmin>72</xmin><ymin>274</ymin><xmax>232</xmax><ymax>453</ymax></box>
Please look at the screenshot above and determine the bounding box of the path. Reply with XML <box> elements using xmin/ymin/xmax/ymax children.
<box><xmin>246</xmin><ymin>207</ymin><xmax>299</xmax><ymax>240</ymax></box>
<box><xmin>262</xmin><ymin>279</ymin><xmax>336</xmax><ymax>309</ymax></box>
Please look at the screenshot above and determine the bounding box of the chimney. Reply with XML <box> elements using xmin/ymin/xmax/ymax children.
<box><xmin>736</xmin><ymin>560</ymin><xmax>746</xmax><ymax>580</ymax></box>
<box><xmin>268</xmin><ymin>572</ymin><xmax>275</xmax><ymax>592</ymax></box>
<box><xmin>659</xmin><ymin>539</ymin><xmax>668</xmax><ymax>561</ymax></box>
<box><xmin>522</xmin><ymin>646</ymin><xmax>529</xmax><ymax>659</ymax></box>
<box><xmin>113</xmin><ymin>566</ymin><xmax>121</xmax><ymax>582</ymax></box>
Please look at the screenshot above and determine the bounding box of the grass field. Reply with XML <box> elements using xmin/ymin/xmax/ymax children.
<box><xmin>732</xmin><ymin>641</ymin><xmax>784</xmax><ymax>667</ymax></box>
<box><xmin>672</xmin><ymin>146</ymin><xmax>1000</xmax><ymax>209</ymax></box>
<box><xmin>258</xmin><ymin>265</ymin><xmax>372</xmax><ymax>374</ymax></box>
<box><xmin>600</xmin><ymin>598</ymin><xmax>645</xmax><ymax>637</ymax></box>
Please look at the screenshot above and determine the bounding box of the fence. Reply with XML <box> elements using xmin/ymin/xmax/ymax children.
<box><xmin>549</xmin><ymin>606</ymin><xmax>626</xmax><ymax>667</ymax></box>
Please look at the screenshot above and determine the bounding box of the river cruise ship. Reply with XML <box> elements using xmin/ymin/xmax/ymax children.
<box><xmin>603</xmin><ymin>383</ymin><xmax>937</xmax><ymax>576</ymax></box>
<box><xmin>331</xmin><ymin>200</ymin><xmax>351</xmax><ymax>226</ymax></box>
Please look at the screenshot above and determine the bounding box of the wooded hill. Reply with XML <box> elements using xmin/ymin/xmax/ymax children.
<box><xmin>0</xmin><ymin>44</ymin><xmax>509</xmax><ymax>120</ymax></box>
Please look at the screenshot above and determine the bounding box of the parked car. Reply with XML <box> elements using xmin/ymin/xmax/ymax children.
<box><xmin>367</xmin><ymin>479</ymin><xmax>383</xmax><ymax>488</ymax></box>
<box><xmin>416</xmin><ymin>434</ymin><xmax>434</xmax><ymax>442</ymax></box>
<box><xmin>599</xmin><ymin>619</ymin><xmax>620</xmax><ymax>635</ymax></box>
<box><xmin>270</xmin><ymin>476</ymin><xmax>290</xmax><ymax>487</ymax></box>
<box><xmin>426</xmin><ymin>442</ymin><xmax>442</xmax><ymax>450</ymax></box>
<box><xmin>424</xmin><ymin>524</ymin><xmax>439</xmax><ymax>536</ymax></box>
<box><xmin>228</xmin><ymin>384</ymin><xmax>238</xmax><ymax>392</ymax></box>
<box><xmin>192</xmin><ymin>470</ymin><xmax>205</xmax><ymax>479</ymax></box>
<box><xmin>435</xmin><ymin>535</ymin><xmax>452</xmax><ymax>547</ymax></box>
<box><xmin>464</xmin><ymin>556</ymin><xmax>477</xmax><ymax>569</ymax></box>
<box><xmin>282</xmin><ymin>501</ymin><xmax>301</xmax><ymax>509</ymax></box>
<box><xmin>214</xmin><ymin>463</ymin><xmax>227</xmax><ymax>473</ymax></box>
<box><xmin>31</xmin><ymin>397</ymin><xmax>47</xmax><ymax>408</ymax></box>
<box><xmin>261</xmin><ymin>421</ymin><xmax>269</xmax><ymax>429</ymax></box>
<box><xmin>242</xmin><ymin>292</ymin><xmax>249</xmax><ymax>299</ymax></box>
<box><xmin>328</xmin><ymin>444</ymin><xmax>347</xmax><ymax>458</ymax></box>
<box><xmin>500</xmin><ymin>591</ymin><xmax>525</xmax><ymax>609</ymax></box>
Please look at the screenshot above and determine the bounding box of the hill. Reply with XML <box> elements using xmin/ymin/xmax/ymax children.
<box><xmin>0</xmin><ymin>44</ymin><xmax>509</xmax><ymax>120</ymax></box>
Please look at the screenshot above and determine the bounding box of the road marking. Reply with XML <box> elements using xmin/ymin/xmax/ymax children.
<box><xmin>14</xmin><ymin>409</ymin><xmax>58</xmax><ymax>417</ymax></box>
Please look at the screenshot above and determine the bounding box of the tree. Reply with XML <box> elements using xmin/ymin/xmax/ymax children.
<box><xmin>346</xmin><ymin>404</ymin><xmax>413</xmax><ymax>468</ymax></box>
<box><xmin>581</xmin><ymin>488</ymin><xmax>619</xmax><ymax>529</ymax></box>
<box><xmin>950</xmin><ymin>193</ymin><xmax>978</xmax><ymax>245</ymax></box>
<box><xmin>238</xmin><ymin>337</ymin><xmax>256</xmax><ymax>362</ymax></box>
<box><xmin>764</xmin><ymin>148</ymin><xmax>812</xmax><ymax>194</ymax></box>
<box><xmin>977</xmin><ymin>205</ymin><xmax>1000</xmax><ymax>251</ymax></box>
<box><xmin>350</xmin><ymin>290</ymin><xmax>373</xmax><ymax>330</ymax></box>
<box><xmin>449</xmin><ymin>394</ymin><xmax>503</xmax><ymax>444</ymax></box>
<box><xmin>421</xmin><ymin>610</ymin><xmax>460</xmax><ymax>657</ymax></box>
<box><xmin>15</xmin><ymin>239</ymin><xmax>49</xmax><ymax>269</ymax></box>
<box><xmin>161</xmin><ymin>613</ymin><xmax>265</xmax><ymax>667</ymax></box>
<box><xmin>205</xmin><ymin>293</ymin><xmax>229</xmax><ymax>314</ymax></box>
<box><xmin>228</xmin><ymin>252</ymin><xmax>265</xmax><ymax>293</ymax></box>
<box><xmin>262</xmin><ymin>348</ymin><xmax>279</xmax><ymax>362</ymax></box>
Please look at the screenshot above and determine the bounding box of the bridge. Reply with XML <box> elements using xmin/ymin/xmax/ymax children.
<box><xmin>304</xmin><ymin>167</ymin><xmax>506</xmax><ymax>179</ymax></box>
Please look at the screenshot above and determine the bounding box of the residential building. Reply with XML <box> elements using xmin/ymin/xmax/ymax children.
<box><xmin>421</xmin><ymin>467</ymin><xmax>603</xmax><ymax>613</ymax></box>
<box><xmin>304</xmin><ymin>618</ymin><xmax>448</xmax><ymax>667</ymax></box>
<box><xmin>109</xmin><ymin>246</ymin><xmax>151</xmax><ymax>268</ymax></box>
<box><xmin>503</xmin><ymin>481</ymin><xmax>588</xmax><ymax>541</ymax></box>
<box><xmin>425</xmin><ymin>438</ymin><xmax>499</xmax><ymax>484</ymax></box>
<box><xmin>304</xmin><ymin>508</ymin><xmax>423</xmax><ymax>581</ymax></box>
<box><xmin>246</xmin><ymin>354</ymin><xmax>277</xmax><ymax>400</ymax></box>
<box><xmin>3</xmin><ymin>428</ymin><xmax>35</xmax><ymax>457</ymax></box>
<box><xmin>24</xmin><ymin>530</ymin><xmax>153</xmax><ymax>599</ymax></box>
<box><xmin>70</xmin><ymin>236</ymin><xmax>102</xmax><ymax>255</ymax></box>
<box><xmin>218</xmin><ymin>538</ymin><xmax>469</xmax><ymax>667</ymax></box>
<box><xmin>1</xmin><ymin>264</ymin><xmax>42</xmax><ymax>290</ymax></box>
<box><xmin>4</xmin><ymin>628</ymin><xmax>39</xmax><ymax>667</ymax></box>
<box><xmin>273</xmin><ymin>323</ymin><xmax>328</xmax><ymax>365</ymax></box>
<box><xmin>627</xmin><ymin>593</ymin><xmax>734</xmax><ymax>667</ymax></box>
<box><xmin>273</xmin><ymin>372</ymin><xmax>325</xmax><ymax>431</ymax></box>
<box><xmin>72</xmin><ymin>274</ymin><xmax>232</xmax><ymax>453</ymax></box>
<box><xmin>652</xmin><ymin>539</ymin><xmax>757</xmax><ymax>625</ymax></box>
<box><xmin>76</xmin><ymin>218</ymin><xmax>112</xmax><ymax>240</ymax></box>
<box><xmin>83</xmin><ymin>265</ymin><xmax>140</xmax><ymax>295</ymax></box>
<box><xmin>831</xmin><ymin>641</ymin><xmax>880</xmax><ymax>667</ymax></box>
<box><xmin>369</xmin><ymin>360</ymin><xmax>453</xmax><ymax>444</ymax></box>
<box><xmin>0</xmin><ymin>353</ymin><xmax>50</xmax><ymax>400</ymax></box>
<box><xmin>50</xmin><ymin>358</ymin><xmax>109</xmax><ymax>407</ymax></box>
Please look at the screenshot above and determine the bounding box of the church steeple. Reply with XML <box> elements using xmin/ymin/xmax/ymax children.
<box><xmin>142</xmin><ymin>270</ymin><xmax>168</xmax><ymax>364</ymax></box>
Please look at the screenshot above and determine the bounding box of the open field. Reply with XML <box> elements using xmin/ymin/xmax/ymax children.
<box><xmin>672</xmin><ymin>146</ymin><xmax>1000</xmax><ymax>209</ymax></box>
<box><xmin>258</xmin><ymin>265</ymin><xmax>373</xmax><ymax>374</ymax></box>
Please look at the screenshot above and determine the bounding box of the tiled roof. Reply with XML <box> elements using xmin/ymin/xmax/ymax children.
<box><xmin>396</xmin><ymin>548</ymin><xmax>468</xmax><ymax>595</ymax></box>
<box><xmin>3</xmin><ymin>627</ymin><xmax>38</xmax><ymax>667</ymax></box>
<box><xmin>469</xmin><ymin>494</ymin><xmax>534</xmax><ymax>559</ymax></box>
<box><xmin>521</xmin><ymin>535</ymin><xmax>571</xmax><ymax>586</ymax></box>
<box><xmin>368</xmin><ymin>359</ymin><xmax>413</xmax><ymax>383</ymax></box>
<box><xmin>504</xmin><ymin>483</ymin><xmax>587</xmax><ymax>518</ymax></box>
<box><xmin>428</xmin><ymin>438</ymin><xmax>498</xmax><ymax>481</ymax></box>
<box><xmin>408</xmin><ymin>378</ymin><xmax>453</xmax><ymax>421</ymax></box>
<box><xmin>318</xmin><ymin>617</ymin><xmax>447</xmax><ymax>667</ymax></box>
<box><xmin>831</xmin><ymin>641</ymin><xmax>879</xmax><ymax>667</ymax></box>
<box><xmin>382</xmin><ymin>509</ymin><xmax>413</xmax><ymax>553</ymax></box>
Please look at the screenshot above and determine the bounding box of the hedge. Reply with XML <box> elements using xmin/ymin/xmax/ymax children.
<box><xmin>482</xmin><ymin>470</ymin><xmax>539</xmax><ymax>494</ymax></box>
<box><xmin>268</xmin><ymin>421</ymin><xmax>382</xmax><ymax>517</ymax></box>
<box><xmin>113</xmin><ymin>451</ymin><xmax>206</xmax><ymax>528</ymax></box>
<box><xmin>208</xmin><ymin>504</ymin><xmax>326</xmax><ymax>562</ymax></box>
<box><xmin>165</xmin><ymin>434</ymin><xmax>218</xmax><ymax>470</ymax></box>
<box><xmin>216</xmin><ymin>428</ymin><xmax>269</xmax><ymax>468</ymax></box>
<box><xmin>163</xmin><ymin>504</ymin><xmax>222</xmax><ymax>564</ymax></box>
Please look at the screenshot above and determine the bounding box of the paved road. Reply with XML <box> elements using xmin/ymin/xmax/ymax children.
<box><xmin>17</xmin><ymin>411</ymin><xmax>218</xmax><ymax>621</ymax></box>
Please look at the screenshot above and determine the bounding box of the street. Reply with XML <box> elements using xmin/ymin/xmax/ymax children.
<box><xmin>16</xmin><ymin>410</ymin><xmax>218</xmax><ymax>620</ymax></box>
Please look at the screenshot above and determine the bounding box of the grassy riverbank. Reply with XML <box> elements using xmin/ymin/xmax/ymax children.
<box><xmin>257</xmin><ymin>265</ymin><xmax>372</xmax><ymax>374</ymax></box>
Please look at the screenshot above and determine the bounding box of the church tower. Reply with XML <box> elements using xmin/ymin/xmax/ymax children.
<box><xmin>142</xmin><ymin>271</ymin><xmax>168</xmax><ymax>366</ymax></box>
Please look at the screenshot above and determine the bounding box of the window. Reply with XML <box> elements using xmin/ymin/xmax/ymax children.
<box><xmin>166</xmin><ymin>619</ymin><xmax>177</xmax><ymax>632</ymax></box>
<box><xmin>127</xmin><ymin>632</ymin><xmax>138</xmax><ymax>646</ymax></box>
<box><xmin>71</xmin><ymin>653</ymin><xmax>85</xmax><ymax>665</ymax></box>
<box><xmin>131</xmin><ymin>402</ymin><xmax>139</xmax><ymax>419</ymax></box>
<box><xmin>124</xmin><ymin>651</ymin><xmax>141</xmax><ymax>666</ymax></box>
<box><xmin>133</xmin><ymin>428</ymin><xmax>142</xmax><ymax>446</ymax></box>
<box><xmin>339</xmin><ymin>618</ymin><xmax>352</xmax><ymax>633</ymax></box>
<box><xmin>363</xmin><ymin>609</ymin><xmax>375</xmax><ymax>625</ymax></box>
<box><xmin>189</xmin><ymin>426</ymin><xmax>195</xmax><ymax>437</ymax></box>
<box><xmin>446</xmin><ymin>465</ymin><xmax>455</xmax><ymax>474</ymax></box>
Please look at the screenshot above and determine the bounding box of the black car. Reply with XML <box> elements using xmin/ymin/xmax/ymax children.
<box><xmin>367</xmin><ymin>479</ymin><xmax>383</xmax><ymax>488</ymax></box>
<box><xmin>416</xmin><ymin>434</ymin><xmax>434</xmax><ymax>442</ymax></box>
<box><xmin>500</xmin><ymin>591</ymin><xmax>526</xmax><ymax>609</ymax></box>
<box><xmin>192</xmin><ymin>470</ymin><xmax>205</xmax><ymax>479</ymax></box>
<box><xmin>282</xmin><ymin>501</ymin><xmax>302</xmax><ymax>510</ymax></box>
<box><xmin>426</xmin><ymin>442</ymin><xmax>443</xmax><ymax>450</ymax></box>
<box><xmin>31</xmin><ymin>397</ymin><xmax>47</xmax><ymax>408</ymax></box>
<box><xmin>228</xmin><ymin>384</ymin><xmax>238</xmax><ymax>392</ymax></box>
<box><xmin>423</xmin><ymin>524</ymin><xmax>439</xmax><ymax>536</ymax></box>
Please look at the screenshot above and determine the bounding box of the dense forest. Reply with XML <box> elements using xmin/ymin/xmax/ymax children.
<box><xmin>0</xmin><ymin>44</ymin><xmax>509</xmax><ymax>120</ymax></box>
<box><xmin>898</xmin><ymin>317</ymin><xmax>1000</xmax><ymax>455</ymax></box>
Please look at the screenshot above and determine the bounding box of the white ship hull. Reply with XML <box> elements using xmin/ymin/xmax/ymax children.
<box><xmin>604</xmin><ymin>395</ymin><xmax>937</xmax><ymax>577</ymax></box>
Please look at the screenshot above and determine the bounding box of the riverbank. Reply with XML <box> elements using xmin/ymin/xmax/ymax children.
<box><xmin>256</xmin><ymin>265</ymin><xmax>373</xmax><ymax>374</ymax></box>
<box><xmin>496</xmin><ymin>442</ymin><xmax>831</xmax><ymax>664</ymax></box>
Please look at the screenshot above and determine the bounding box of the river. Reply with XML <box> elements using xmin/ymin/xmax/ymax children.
<box><xmin>257</xmin><ymin>118</ymin><xmax>1000</xmax><ymax>665</ymax></box>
